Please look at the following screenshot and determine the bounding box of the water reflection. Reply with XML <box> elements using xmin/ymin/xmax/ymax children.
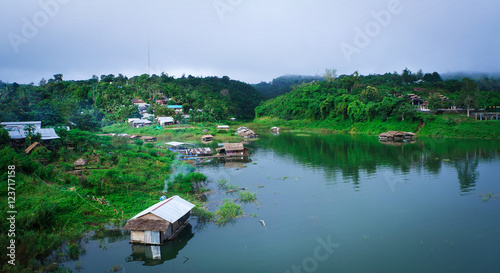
<box><xmin>454</xmin><ymin>152</ymin><xmax>479</xmax><ymax>194</ymax></box>
<box><xmin>126</xmin><ymin>224</ymin><xmax>194</xmax><ymax>266</ymax></box>
<box><xmin>256</xmin><ymin>133</ymin><xmax>500</xmax><ymax>192</ymax></box>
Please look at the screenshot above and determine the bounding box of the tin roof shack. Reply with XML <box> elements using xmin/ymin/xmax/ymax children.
<box><xmin>379</xmin><ymin>131</ymin><xmax>416</xmax><ymax>142</ymax></box>
<box><xmin>217</xmin><ymin>125</ymin><xmax>229</xmax><ymax>131</ymax></box>
<box><xmin>166</xmin><ymin>142</ymin><xmax>193</xmax><ymax>154</ymax></box>
<box><xmin>187</xmin><ymin>147</ymin><xmax>213</xmax><ymax>157</ymax></box>
<box><xmin>216</xmin><ymin>143</ymin><xmax>251</xmax><ymax>157</ymax></box>
<box><xmin>124</xmin><ymin>196</ymin><xmax>195</xmax><ymax>245</ymax></box>
<box><xmin>1</xmin><ymin>121</ymin><xmax>60</xmax><ymax>147</ymax></box>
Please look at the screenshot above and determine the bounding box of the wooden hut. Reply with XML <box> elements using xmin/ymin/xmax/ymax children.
<box><xmin>201</xmin><ymin>135</ymin><xmax>214</xmax><ymax>142</ymax></box>
<box><xmin>124</xmin><ymin>195</ymin><xmax>195</xmax><ymax>245</ymax></box>
<box><xmin>216</xmin><ymin>143</ymin><xmax>251</xmax><ymax>156</ymax></box>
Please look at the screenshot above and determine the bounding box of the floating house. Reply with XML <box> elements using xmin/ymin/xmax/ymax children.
<box><xmin>379</xmin><ymin>131</ymin><xmax>416</xmax><ymax>142</ymax></box>
<box><xmin>216</xmin><ymin>143</ymin><xmax>251</xmax><ymax>156</ymax></box>
<box><xmin>124</xmin><ymin>195</ymin><xmax>195</xmax><ymax>245</ymax></box>
<box><xmin>187</xmin><ymin>147</ymin><xmax>213</xmax><ymax>157</ymax></box>
<box><xmin>166</xmin><ymin>142</ymin><xmax>193</xmax><ymax>153</ymax></box>
<box><xmin>201</xmin><ymin>135</ymin><xmax>214</xmax><ymax>142</ymax></box>
<box><xmin>236</xmin><ymin>127</ymin><xmax>257</xmax><ymax>139</ymax></box>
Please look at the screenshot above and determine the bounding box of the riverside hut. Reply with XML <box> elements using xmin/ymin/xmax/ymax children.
<box><xmin>216</xmin><ymin>143</ymin><xmax>251</xmax><ymax>156</ymax></box>
<box><xmin>124</xmin><ymin>195</ymin><xmax>195</xmax><ymax>245</ymax></box>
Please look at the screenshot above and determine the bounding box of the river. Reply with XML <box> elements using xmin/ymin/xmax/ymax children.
<box><xmin>62</xmin><ymin>133</ymin><xmax>500</xmax><ymax>273</ymax></box>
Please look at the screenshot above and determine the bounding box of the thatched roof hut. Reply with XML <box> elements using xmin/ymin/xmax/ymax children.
<box><xmin>216</xmin><ymin>143</ymin><xmax>250</xmax><ymax>156</ymax></box>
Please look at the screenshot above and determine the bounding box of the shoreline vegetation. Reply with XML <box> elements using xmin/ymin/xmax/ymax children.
<box><xmin>1</xmin><ymin>70</ymin><xmax>499</xmax><ymax>271</ymax></box>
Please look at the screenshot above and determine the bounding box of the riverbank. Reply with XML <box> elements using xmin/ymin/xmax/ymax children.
<box><xmin>244</xmin><ymin>115</ymin><xmax>500</xmax><ymax>139</ymax></box>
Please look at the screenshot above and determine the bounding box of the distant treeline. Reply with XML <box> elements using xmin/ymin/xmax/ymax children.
<box><xmin>0</xmin><ymin>73</ymin><xmax>264</xmax><ymax>131</ymax></box>
<box><xmin>252</xmin><ymin>74</ymin><xmax>323</xmax><ymax>99</ymax></box>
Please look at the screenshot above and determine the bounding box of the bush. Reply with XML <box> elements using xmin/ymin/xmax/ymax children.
<box><xmin>215</xmin><ymin>200</ymin><xmax>242</xmax><ymax>225</ymax></box>
<box><xmin>238</xmin><ymin>191</ymin><xmax>257</xmax><ymax>202</ymax></box>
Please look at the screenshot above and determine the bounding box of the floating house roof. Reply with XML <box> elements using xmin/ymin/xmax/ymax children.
<box><xmin>130</xmin><ymin>195</ymin><xmax>195</xmax><ymax>223</ymax></box>
<box><xmin>165</xmin><ymin>141</ymin><xmax>193</xmax><ymax>147</ymax></box>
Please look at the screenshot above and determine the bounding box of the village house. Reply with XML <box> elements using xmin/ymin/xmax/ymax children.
<box><xmin>157</xmin><ymin>116</ymin><xmax>174</xmax><ymax>126</ymax></box>
<box><xmin>217</xmin><ymin>125</ymin><xmax>229</xmax><ymax>130</ymax></box>
<box><xmin>124</xmin><ymin>195</ymin><xmax>195</xmax><ymax>245</ymax></box>
<box><xmin>130</xmin><ymin>119</ymin><xmax>152</xmax><ymax>128</ymax></box>
<box><xmin>201</xmin><ymin>135</ymin><xmax>214</xmax><ymax>142</ymax></box>
<box><xmin>1</xmin><ymin>121</ymin><xmax>60</xmax><ymax>147</ymax></box>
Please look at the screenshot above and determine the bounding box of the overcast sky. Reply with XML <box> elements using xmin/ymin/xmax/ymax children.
<box><xmin>2</xmin><ymin>0</ymin><xmax>500</xmax><ymax>84</ymax></box>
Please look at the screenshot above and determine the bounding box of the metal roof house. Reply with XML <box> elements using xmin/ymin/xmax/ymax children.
<box><xmin>124</xmin><ymin>195</ymin><xmax>195</xmax><ymax>245</ymax></box>
<box><xmin>1</xmin><ymin>121</ymin><xmax>60</xmax><ymax>145</ymax></box>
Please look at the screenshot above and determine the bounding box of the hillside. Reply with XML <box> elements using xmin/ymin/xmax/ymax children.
<box><xmin>255</xmin><ymin>71</ymin><xmax>500</xmax><ymax>138</ymax></box>
<box><xmin>0</xmin><ymin>74</ymin><xmax>264</xmax><ymax>130</ymax></box>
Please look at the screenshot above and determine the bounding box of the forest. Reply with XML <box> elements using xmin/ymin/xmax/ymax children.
<box><xmin>0</xmin><ymin>73</ymin><xmax>264</xmax><ymax>132</ymax></box>
<box><xmin>255</xmin><ymin>70</ymin><xmax>500</xmax><ymax>137</ymax></box>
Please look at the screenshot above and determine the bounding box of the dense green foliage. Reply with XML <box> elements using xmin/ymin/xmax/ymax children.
<box><xmin>0</xmin><ymin>74</ymin><xmax>264</xmax><ymax>131</ymax></box>
<box><xmin>214</xmin><ymin>199</ymin><xmax>243</xmax><ymax>225</ymax></box>
<box><xmin>255</xmin><ymin>71</ymin><xmax>500</xmax><ymax>137</ymax></box>
<box><xmin>0</xmin><ymin>129</ymin><xmax>212</xmax><ymax>271</ymax></box>
<box><xmin>253</xmin><ymin>74</ymin><xmax>323</xmax><ymax>99</ymax></box>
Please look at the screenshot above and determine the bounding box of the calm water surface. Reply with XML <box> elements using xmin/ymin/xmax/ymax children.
<box><xmin>63</xmin><ymin>133</ymin><xmax>500</xmax><ymax>273</ymax></box>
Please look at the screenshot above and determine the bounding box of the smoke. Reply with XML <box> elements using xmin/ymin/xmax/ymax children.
<box><xmin>163</xmin><ymin>156</ymin><xmax>195</xmax><ymax>192</ymax></box>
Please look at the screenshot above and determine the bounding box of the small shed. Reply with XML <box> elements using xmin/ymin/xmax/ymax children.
<box><xmin>201</xmin><ymin>135</ymin><xmax>214</xmax><ymax>142</ymax></box>
<box><xmin>217</xmin><ymin>125</ymin><xmax>229</xmax><ymax>130</ymax></box>
<box><xmin>216</xmin><ymin>143</ymin><xmax>250</xmax><ymax>156</ymax></box>
<box><xmin>124</xmin><ymin>196</ymin><xmax>195</xmax><ymax>245</ymax></box>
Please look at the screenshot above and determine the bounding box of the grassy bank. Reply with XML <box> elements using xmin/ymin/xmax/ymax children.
<box><xmin>245</xmin><ymin>115</ymin><xmax>500</xmax><ymax>139</ymax></box>
<box><xmin>0</xmin><ymin>129</ymin><xmax>212</xmax><ymax>272</ymax></box>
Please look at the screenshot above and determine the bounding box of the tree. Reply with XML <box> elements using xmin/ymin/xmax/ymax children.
<box><xmin>54</xmin><ymin>74</ymin><xmax>63</xmax><ymax>83</ymax></box>
<box><xmin>458</xmin><ymin>78</ymin><xmax>479</xmax><ymax>117</ymax></box>
<box><xmin>39</xmin><ymin>78</ymin><xmax>47</xmax><ymax>86</ymax></box>
<box><xmin>0</xmin><ymin>128</ymin><xmax>10</xmax><ymax>147</ymax></box>
<box><xmin>322</xmin><ymin>68</ymin><xmax>337</xmax><ymax>82</ymax></box>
